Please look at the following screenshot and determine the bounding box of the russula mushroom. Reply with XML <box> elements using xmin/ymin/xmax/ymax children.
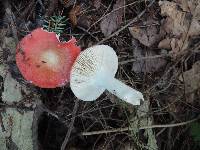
<box><xmin>16</xmin><ymin>28</ymin><xmax>80</xmax><ymax>88</ymax></box>
<box><xmin>70</xmin><ymin>45</ymin><xmax>144</xmax><ymax>105</ymax></box>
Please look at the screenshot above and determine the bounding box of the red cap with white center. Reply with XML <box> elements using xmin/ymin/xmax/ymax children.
<box><xmin>16</xmin><ymin>28</ymin><xmax>80</xmax><ymax>88</ymax></box>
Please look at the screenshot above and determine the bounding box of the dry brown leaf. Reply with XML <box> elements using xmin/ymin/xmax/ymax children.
<box><xmin>77</xmin><ymin>15</ymin><xmax>91</xmax><ymax>29</ymax></box>
<box><xmin>69</xmin><ymin>5</ymin><xmax>81</xmax><ymax>26</ymax></box>
<box><xmin>129</xmin><ymin>19</ymin><xmax>163</xmax><ymax>47</ymax></box>
<box><xmin>188</xmin><ymin>2</ymin><xmax>200</xmax><ymax>36</ymax></box>
<box><xmin>179</xmin><ymin>61</ymin><xmax>200</xmax><ymax>103</ymax></box>
<box><xmin>176</xmin><ymin>0</ymin><xmax>198</xmax><ymax>13</ymax></box>
<box><xmin>100</xmin><ymin>0</ymin><xmax>124</xmax><ymax>37</ymax></box>
<box><xmin>131</xmin><ymin>40</ymin><xmax>167</xmax><ymax>73</ymax></box>
<box><xmin>179</xmin><ymin>61</ymin><xmax>200</xmax><ymax>94</ymax></box>
<box><xmin>158</xmin><ymin>37</ymin><xmax>171</xmax><ymax>49</ymax></box>
<box><xmin>158</xmin><ymin>0</ymin><xmax>200</xmax><ymax>58</ymax></box>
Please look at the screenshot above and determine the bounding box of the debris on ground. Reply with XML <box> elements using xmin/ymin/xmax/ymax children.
<box><xmin>0</xmin><ymin>0</ymin><xmax>200</xmax><ymax>150</ymax></box>
<box><xmin>158</xmin><ymin>0</ymin><xmax>200</xmax><ymax>58</ymax></box>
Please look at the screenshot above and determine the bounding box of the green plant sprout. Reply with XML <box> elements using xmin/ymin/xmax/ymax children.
<box><xmin>43</xmin><ymin>15</ymin><xmax>67</xmax><ymax>35</ymax></box>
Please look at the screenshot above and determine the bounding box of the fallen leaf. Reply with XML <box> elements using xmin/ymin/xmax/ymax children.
<box><xmin>179</xmin><ymin>61</ymin><xmax>200</xmax><ymax>103</ymax></box>
<box><xmin>100</xmin><ymin>0</ymin><xmax>124</xmax><ymax>37</ymax></box>
<box><xmin>77</xmin><ymin>15</ymin><xmax>91</xmax><ymax>29</ymax></box>
<box><xmin>158</xmin><ymin>37</ymin><xmax>171</xmax><ymax>49</ymax></box>
<box><xmin>176</xmin><ymin>0</ymin><xmax>198</xmax><ymax>13</ymax></box>
<box><xmin>188</xmin><ymin>12</ymin><xmax>200</xmax><ymax>36</ymax></box>
<box><xmin>131</xmin><ymin>40</ymin><xmax>167</xmax><ymax>73</ymax></box>
<box><xmin>158</xmin><ymin>0</ymin><xmax>200</xmax><ymax>58</ymax></box>
<box><xmin>69</xmin><ymin>5</ymin><xmax>81</xmax><ymax>26</ymax></box>
<box><xmin>129</xmin><ymin>18</ymin><xmax>163</xmax><ymax>47</ymax></box>
<box><xmin>179</xmin><ymin>61</ymin><xmax>200</xmax><ymax>94</ymax></box>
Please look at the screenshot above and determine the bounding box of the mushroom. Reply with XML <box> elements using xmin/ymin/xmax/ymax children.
<box><xmin>70</xmin><ymin>45</ymin><xmax>144</xmax><ymax>105</ymax></box>
<box><xmin>16</xmin><ymin>28</ymin><xmax>80</xmax><ymax>88</ymax></box>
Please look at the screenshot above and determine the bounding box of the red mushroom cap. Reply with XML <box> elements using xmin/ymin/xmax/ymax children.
<box><xmin>16</xmin><ymin>28</ymin><xmax>80</xmax><ymax>88</ymax></box>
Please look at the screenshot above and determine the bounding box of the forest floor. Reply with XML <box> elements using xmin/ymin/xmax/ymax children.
<box><xmin>0</xmin><ymin>0</ymin><xmax>200</xmax><ymax>150</ymax></box>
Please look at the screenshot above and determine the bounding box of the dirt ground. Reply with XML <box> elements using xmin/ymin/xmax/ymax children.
<box><xmin>0</xmin><ymin>0</ymin><xmax>200</xmax><ymax>150</ymax></box>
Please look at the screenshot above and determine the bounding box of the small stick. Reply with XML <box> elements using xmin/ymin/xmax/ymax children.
<box><xmin>77</xmin><ymin>26</ymin><xmax>99</xmax><ymax>42</ymax></box>
<box><xmin>61</xmin><ymin>99</ymin><xmax>79</xmax><ymax>150</ymax></box>
<box><xmin>96</xmin><ymin>0</ymin><xmax>156</xmax><ymax>45</ymax></box>
<box><xmin>119</xmin><ymin>54</ymin><xmax>170</xmax><ymax>65</ymax></box>
<box><xmin>81</xmin><ymin>115</ymin><xmax>200</xmax><ymax>136</ymax></box>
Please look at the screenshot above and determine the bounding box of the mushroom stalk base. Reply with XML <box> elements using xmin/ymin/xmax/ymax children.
<box><xmin>99</xmin><ymin>76</ymin><xmax>143</xmax><ymax>105</ymax></box>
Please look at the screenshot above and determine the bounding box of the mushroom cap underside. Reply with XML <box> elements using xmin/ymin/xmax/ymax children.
<box><xmin>70</xmin><ymin>45</ymin><xmax>118</xmax><ymax>101</ymax></box>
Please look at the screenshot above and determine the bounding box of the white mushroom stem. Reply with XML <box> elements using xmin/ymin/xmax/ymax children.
<box><xmin>96</xmin><ymin>75</ymin><xmax>143</xmax><ymax>105</ymax></box>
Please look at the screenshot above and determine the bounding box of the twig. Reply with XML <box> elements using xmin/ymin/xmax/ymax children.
<box><xmin>77</xmin><ymin>25</ymin><xmax>99</xmax><ymax>41</ymax></box>
<box><xmin>81</xmin><ymin>115</ymin><xmax>200</xmax><ymax>136</ymax></box>
<box><xmin>78</xmin><ymin>0</ymin><xmax>113</xmax><ymax>42</ymax></box>
<box><xmin>61</xmin><ymin>99</ymin><xmax>79</xmax><ymax>150</ymax></box>
<box><xmin>96</xmin><ymin>0</ymin><xmax>155</xmax><ymax>45</ymax></box>
<box><xmin>149</xmin><ymin>44</ymin><xmax>200</xmax><ymax>95</ymax></box>
<box><xmin>45</xmin><ymin>0</ymin><xmax>58</xmax><ymax>17</ymax></box>
<box><xmin>78</xmin><ymin>0</ymin><xmax>143</xmax><ymax>42</ymax></box>
<box><xmin>19</xmin><ymin>0</ymin><xmax>35</xmax><ymax>21</ymax></box>
<box><xmin>119</xmin><ymin>54</ymin><xmax>170</xmax><ymax>65</ymax></box>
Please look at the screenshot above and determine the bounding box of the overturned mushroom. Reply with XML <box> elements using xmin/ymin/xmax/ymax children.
<box><xmin>70</xmin><ymin>45</ymin><xmax>144</xmax><ymax>105</ymax></box>
<box><xmin>16</xmin><ymin>28</ymin><xmax>80</xmax><ymax>88</ymax></box>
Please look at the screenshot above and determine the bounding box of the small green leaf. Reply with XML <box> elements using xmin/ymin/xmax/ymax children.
<box><xmin>43</xmin><ymin>15</ymin><xmax>67</xmax><ymax>35</ymax></box>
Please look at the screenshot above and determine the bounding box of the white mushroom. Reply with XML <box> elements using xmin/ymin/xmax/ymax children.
<box><xmin>70</xmin><ymin>45</ymin><xmax>144</xmax><ymax>105</ymax></box>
